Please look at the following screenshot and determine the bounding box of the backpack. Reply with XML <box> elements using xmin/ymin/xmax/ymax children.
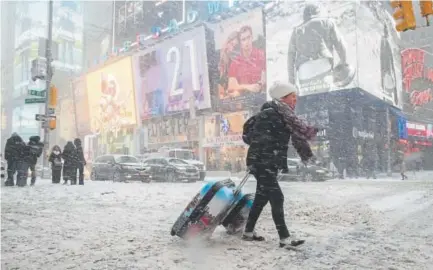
<box><xmin>242</xmin><ymin>115</ymin><xmax>257</xmax><ymax>145</ymax></box>
<box><xmin>53</xmin><ymin>157</ymin><xmax>62</xmax><ymax>168</ymax></box>
<box><xmin>29</xmin><ymin>144</ymin><xmax>43</xmax><ymax>157</ymax></box>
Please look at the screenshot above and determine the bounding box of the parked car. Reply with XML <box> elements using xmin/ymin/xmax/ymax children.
<box><xmin>156</xmin><ymin>148</ymin><xmax>206</xmax><ymax>180</ymax></box>
<box><xmin>136</xmin><ymin>154</ymin><xmax>151</xmax><ymax>163</ymax></box>
<box><xmin>143</xmin><ymin>157</ymin><xmax>200</xmax><ymax>183</ymax></box>
<box><xmin>90</xmin><ymin>154</ymin><xmax>151</xmax><ymax>183</ymax></box>
<box><xmin>281</xmin><ymin>158</ymin><xmax>332</xmax><ymax>182</ymax></box>
<box><xmin>1</xmin><ymin>160</ymin><xmax>5</xmax><ymax>179</ymax></box>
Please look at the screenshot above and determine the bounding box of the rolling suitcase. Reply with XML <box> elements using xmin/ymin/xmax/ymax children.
<box><xmin>171</xmin><ymin>172</ymin><xmax>251</xmax><ymax>239</ymax></box>
<box><xmin>221</xmin><ymin>193</ymin><xmax>255</xmax><ymax>234</ymax></box>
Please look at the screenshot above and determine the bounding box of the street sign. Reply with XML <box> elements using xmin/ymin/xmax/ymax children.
<box><xmin>35</xmin><ymin>114</ymin><xmax>56</xmax><ymax>121</ymax></box>
<box><xmin>28</xmin><ymin>89</ymin><xmax>46</xmax><ymax>97</ymax></box>
<box><xmin>25</xmin><ymin>98</ymin><xmax>46</xmax><ymax>104</ymax></box>
<box><xmin>35</xmin><ymin>114</ymin><xmax>46</xmax><ymax>121</ymax></box>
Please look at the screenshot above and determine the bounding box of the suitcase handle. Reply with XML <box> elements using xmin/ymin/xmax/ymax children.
<box><xmin>232</xmin><ymin>170</ymin><xmax>250</xmax><ymax>197</ymax></box>
<box><xmin>217</xmin><ymin>170</ymin><xmax>251</xmax><ymax>225</ymax></box>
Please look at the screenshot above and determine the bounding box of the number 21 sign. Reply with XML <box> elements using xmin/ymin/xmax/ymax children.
<box><xmin>158</xmin><ymin>26</ymin><xmax>211</xmax><ymax>115</ymax></box>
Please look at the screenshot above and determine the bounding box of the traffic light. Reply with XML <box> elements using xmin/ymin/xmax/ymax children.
<box><xmin>48</xmin><ymin>119</ymin><xmax>56</xmax><ymax>130</ymax></box>
<box><xmin>391</xmin><ymin>1</ymin><xmax>416</xmax><ymax>32</ymax></box>
<box><xmin>49</xmin><ymin>84</ymin><xmax>57</xmax><ymax>109</ymax></box>
<box><xmin>48</xmin><ymin>84</ymin><xmax>57</xmax><ymax>130</ymax></box>
<box><xmin>420</xmin><ymin>0</ymin><xmax>433</xmax><ymax>17</ymax></box>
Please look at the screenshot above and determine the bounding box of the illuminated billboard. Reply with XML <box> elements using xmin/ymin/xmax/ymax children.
<box><xmin>266</xmin><ymin>1</ymin><xmax>403</xmax><ymax>108</ymax></box>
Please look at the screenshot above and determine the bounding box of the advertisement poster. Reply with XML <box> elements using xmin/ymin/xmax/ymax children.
<box><xmin>72</xmin><ymin>75</ymin><xmax>91</xmax><ymax>136</ymax></box>
<box><xmin>206</xmin><ymin>9</ymin><xmax>266</xmax><ymax>111</ymax></box>
<box><xmin>266</xmin><ymin>1</ymin><xmax>402</xmax><ymax>107</ymax></box>
<box><xmin>401</xmin><ymin>48</ymin><xmax>433</xmax><ymax>119</ymax></box>
<box><xmin>133</xmin><ymin>26</ymin><xmax>211</xmax><ymax>119</ymax></box>
<box><xmin>86</xmin><ymin>57</ymin><xmax>137</xmax><ymax>133</ymax></box>
<box><xmin>356</xmin><ymin>1</ymin><xmax>402</xmax><ymax>108</ymax></box>
<box><xmin>203</xmin><ymin>111</ymin><xmax>249</xmax><ymax>147</ymax></box>
<box><xmin>406</xmin><ymin>122</ymin><xmax>427</xmax><ymax>138</ymax></box>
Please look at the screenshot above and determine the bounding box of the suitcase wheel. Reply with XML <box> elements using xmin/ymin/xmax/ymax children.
<box><xmin>170</xmin><ymin>229</ymin><xmax>176</xmax><ymax>236</ymax></box>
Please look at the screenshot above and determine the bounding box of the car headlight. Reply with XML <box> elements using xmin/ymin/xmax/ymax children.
<box><xmin>176</xmin><ymin>167</ymin><xmax>186</xmax><ymax>171</ymax></box>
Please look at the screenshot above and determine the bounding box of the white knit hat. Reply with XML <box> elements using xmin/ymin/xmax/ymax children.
<box><xmin>268</xmin><ymin>82</ymin><xmax>297</xmax><ymax>99</ymax></box>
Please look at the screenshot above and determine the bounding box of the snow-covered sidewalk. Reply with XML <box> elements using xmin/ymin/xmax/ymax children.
<box><xmin>1</xmin><ymin>179</ymin><xmax>432</xmax><ymax>269</ymax></box>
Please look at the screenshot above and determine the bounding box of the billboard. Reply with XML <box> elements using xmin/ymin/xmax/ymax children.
<box><xmin>115</xmin><ymin>1</ymin><xmax>185</xmax><ymax>45</ymax></box>
<box><xmin>133</xmin><ymin>26</ymin><xmax>211</xmax><ymax>119</ymax></box>
<box><xmin>203</xmin><ymin>111</ymin><xmax>250</xmax><ymax>147</ymax></box>
<box><xmin>86</xmin><ymin>57</ymin><xmax>137</xmax><ymax>133</ymax></box>
<box><xmin>406</xmin><ymin>122</ymin><xmax>428</xmax><ymax>138</ymax></box>
<box><xmin>206</xmin><ymin>9</ymin><xmax>266</xmax><ymax>112</ymax></box>
<box><xmin>266</xmin><ymin>1</ymin><xmax>402</xmax><ymax>107</ymax></box>
<box><xmin>72</xmin><ymin>75</ymin><xmax>91</xmax><ymax>136</ymax></box>
<box><xmin>401</xmin><ymin>48</ymin><xmax>433</xmax><ymax>119</ymax></box>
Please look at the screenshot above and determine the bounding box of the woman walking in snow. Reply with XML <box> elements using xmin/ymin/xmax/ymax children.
<box><xmin>49</xmin><ymin>145</ymin><xmax>63</xmax><ymax>184</ymax></box>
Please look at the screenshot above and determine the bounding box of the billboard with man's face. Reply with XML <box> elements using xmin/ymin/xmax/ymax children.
<box><xmin>266</xmin><ymin>1</ymin><xmax>403</xmax><ymax>108</ymax></box>
<box><xmin>206</xmin><ymin>9</ymin><xmax>266</xmax><ymax>112</ymax></box>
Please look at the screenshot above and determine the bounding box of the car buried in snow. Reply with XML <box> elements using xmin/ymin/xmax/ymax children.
<box><xmin>280</xmin><ymin>158</ymin><xmax>332</xmax><ymax>182</ymax></box>
<box><xmin>90</xmin><ymin>154</ymin><xmax>151</xmax><ymax>183</ymax></box>
<box><xmin>142</xmin><ymin>157</ymin><xmax>200</xmax><ymax>183</ymax></box>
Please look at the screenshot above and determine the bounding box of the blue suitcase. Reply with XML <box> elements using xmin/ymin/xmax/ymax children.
<box><xmin>171</xmin><ymin>172</ymin><xmax>252</xmax><ymax>239</ymax></box>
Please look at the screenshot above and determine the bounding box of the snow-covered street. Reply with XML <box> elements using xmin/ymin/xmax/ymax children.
<box><xmin>2</xmin><ymin>177</ymin><xmax>433</xmax><ymax>270</ymax></box>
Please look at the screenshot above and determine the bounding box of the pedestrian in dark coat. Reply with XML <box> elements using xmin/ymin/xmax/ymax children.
<box><xmin>28</xmin><ymin>136</ymin><xmax>44</xmax><ymax>185</ymax></box>
<box><xmin>62</xmin><ymin>141</ymin><xmax>77</xmax><ymax>185</ymax></box>
<box><xmin>74</xmin><ymin>138</ymin><xmax>86</xmax><ymax>185</ymax></box>
<box><xmin>17</xmin><ymin>140</ymin><xmax>33</xmax><ymax>187</ymax></box>
<box><xmin>49</xmin><ymin>145</ymin><xmax>63</xmax><ymax>184</ymax></box>
<box><xmin>242</xmin><ymin>82</ymin><xmax>318</xmax><ymax>248</ymax></box>
<box><xmin>4</xmin><ymin>133</ymin><xmax>24</xmax><ymax>186</ymax></box>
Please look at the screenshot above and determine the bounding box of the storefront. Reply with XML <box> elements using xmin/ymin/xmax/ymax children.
<box><xmin>143</xmin><ymin>115</ymin><xmax>200</xmax><ymax>154</ymax></box>
<box><xmin>296</xmin><ymin>88</ymin><xmax>395</xmax><ymax>176</ymax></box>
<box><xmin>398</xmin><ymin>121</ymin><xmax>433</xmax><ymax>169</ymax></box>
<box><xmin>203</xmin><ymin>111</ymin><xmax>250</xmax><ymax>171</ymax></box>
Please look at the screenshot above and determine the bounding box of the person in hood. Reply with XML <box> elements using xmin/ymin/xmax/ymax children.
<box><xmin>242</xmin><ymin>82</ymin><xmax>318</xmax><ymax>248</ymax></box>
<box><xmin>17</xmin><ymin>138</ymin><xmax>34</xmax><ymax>187</ymax></box>
<box><xmin>49</xmin><ymin>145</ymin><xmax>63</xmax><ymax>184</ymax></box>
<box><xmin>62</xmin><ymin>141</ymin><xmax>77</xmax><ymax>185</ymax></box>
<box><xmin>4</xmin><ymin>133</ymin><xmax>25</xmax><ymax>186</ymax></box>
<box><xmin>74</xmin><ymin>138</ymin><xmax>86</xmax><ymax>185</ymax></box>
<box><xmin>28</xmin><ymin>136</ymin><xmax>44</xmax><ymax>185</ymax></box>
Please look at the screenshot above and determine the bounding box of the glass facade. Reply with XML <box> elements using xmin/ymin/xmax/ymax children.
<box><xmin>10</xmin><ymin>1</ymin><xmax>83</xmax><ymax>138</ymax></box>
